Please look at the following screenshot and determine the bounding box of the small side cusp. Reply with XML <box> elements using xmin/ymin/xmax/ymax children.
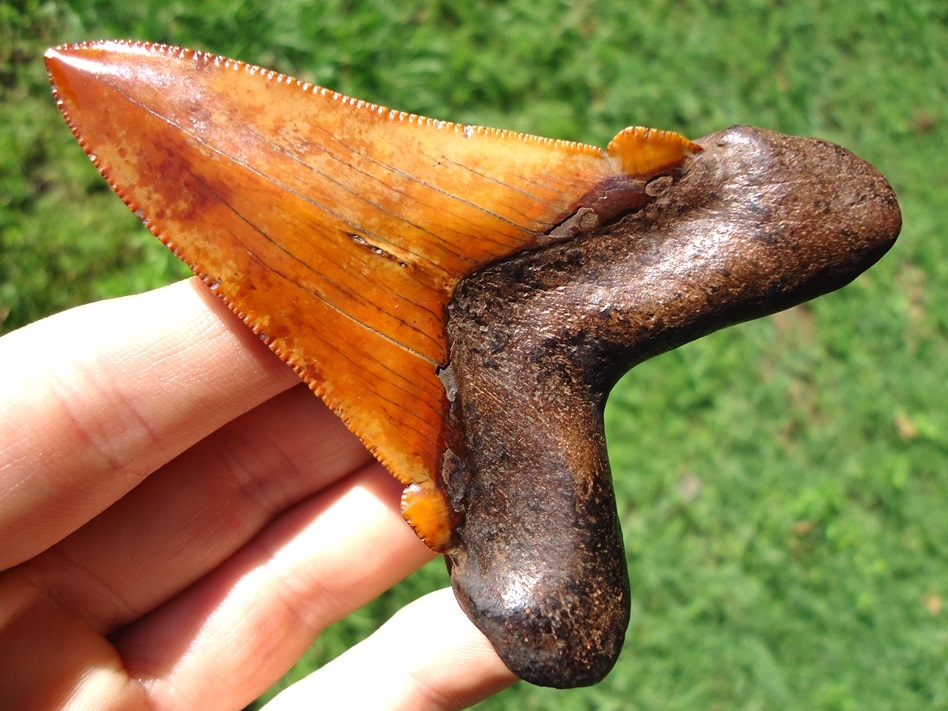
<box><xmin>606</xmin><ymin>126</ymin><xmax>701</xmax><ymax>176</ymax></box>
<box><xmin>401</xmin><ymin>479</ymin><xmax>457</xmax><ymax>552</ymax></box>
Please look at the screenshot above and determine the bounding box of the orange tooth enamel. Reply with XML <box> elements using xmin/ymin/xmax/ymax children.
<box><xmin>45</xmin><ymin>40</ymin><xmax>698</xmax><ymax>550</ymax></box>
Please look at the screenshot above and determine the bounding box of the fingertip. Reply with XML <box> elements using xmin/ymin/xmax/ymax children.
<box><xmin>263</xmin><ymin>588</ymin><xmax>516</xmax><ymax>711</ymax></box>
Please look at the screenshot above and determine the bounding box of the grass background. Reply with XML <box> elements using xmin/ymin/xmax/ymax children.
<box><xmin>2</xmin><ymin>0</ymin><xmax>946</xmax><ymax>708</ymax></box>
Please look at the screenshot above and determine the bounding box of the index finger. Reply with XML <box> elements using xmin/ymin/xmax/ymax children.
<box><xmin>0</xmin><ymin>278</ymin><xmax>299</xmax><ymax>569</ymax></box>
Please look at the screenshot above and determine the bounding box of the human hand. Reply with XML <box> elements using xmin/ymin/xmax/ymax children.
<box><xmin>0</xmin><ymin>278</ymin><xmax>516</xmax><ymax>710</ymax></box>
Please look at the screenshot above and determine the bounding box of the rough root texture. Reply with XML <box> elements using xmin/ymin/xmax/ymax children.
<box><xmin>443</xmin><ymin>126</ymin><xmax>901</xmax><ymax>688</ymax></box>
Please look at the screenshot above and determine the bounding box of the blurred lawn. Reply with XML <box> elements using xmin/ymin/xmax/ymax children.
<box><xmin>2</xmin><ymin>1</ymin><xmax>947</xmax><ymax>709</ymax></box>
